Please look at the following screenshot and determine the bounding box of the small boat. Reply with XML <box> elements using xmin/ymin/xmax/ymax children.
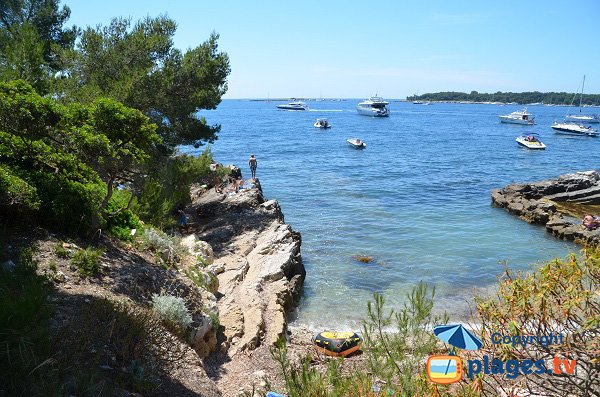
<box><xmin>312</xmin><ymin>331</ymin><xmax>363</xmax><ymax>357</ymax></box>
<box><xmin>314</xmin><ymin>118</ymin><xmax>331</xmax><ymax>129</ymax></box>
<box><xmin>516</xmin><ymin>134</ymin><xmax>546</xmax><ymax>150</ymax></box>
<box><xmin>551</xmin><ymin>122</ymin><xmax>598</xmax><ymax>137</ymax></box>
<box><xmin>347</xmin><ymin>138</ymin><xmax>366</xmax><ymax>149</ymax></box>
<box><xmin>499</xmin><ymin>108</ymin><xmax>535</xmax><ymax>125</ymax></box>
<box><xmin>276</xmin><ymin>101</ymin><xmax>308</xmax><ymax>111</ymax></box>
<box><xmin>356</xmin><ymin>96</ymin><xmax>390</xmax><ymax>117</ymax></box>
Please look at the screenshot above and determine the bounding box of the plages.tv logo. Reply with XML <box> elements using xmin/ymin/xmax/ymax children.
<box><xmin>426</xmin><ymin>324</ymin><xmax>576</xmax><ymax>385</ymax></box>
<box><xmin>426</xmin><ymin>324</ymin><xmax>482</xmax><ymax>385</ymax></box>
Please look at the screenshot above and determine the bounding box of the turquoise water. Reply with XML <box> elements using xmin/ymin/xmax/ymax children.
<box><xmin>190</xmin><ymin>100</ymin><xmax>593</xmax><ymax>329</ymax></box>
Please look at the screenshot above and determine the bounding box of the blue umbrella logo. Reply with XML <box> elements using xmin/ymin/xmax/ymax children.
<box><xmin>434</xmin><ymin>324</ymin><xmax>482</xmax><ymax>351</ymax></box>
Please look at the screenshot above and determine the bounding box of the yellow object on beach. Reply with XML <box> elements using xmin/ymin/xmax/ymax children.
<box><xmin>312</xmin><ymin>331</ymin><xmax>362</xmax><ymax>357</ymax></box>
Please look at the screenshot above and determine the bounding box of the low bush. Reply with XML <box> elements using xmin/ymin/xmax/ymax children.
<box><xmin>0</xmin><ymin>246</ymin><xmax>55</xmax><ymax>396</ymax></box>
<box><xmin>151</xmin><ymin>293</ymin><xmax>193</xmax><ymax>332</ymax></box>
<box><xmin>103</xmin><ymin>189</ymin><xmax>140</xmax><ymax>241</ymax></box>
<box><xmin>70</xmin><ymin>247</ymin><xmax>103</xmax><ymax>277</ymax></box>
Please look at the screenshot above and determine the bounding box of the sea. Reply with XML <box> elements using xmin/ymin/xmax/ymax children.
<box><xmin>188</xmin><ymin>100</ymin><xmax>596</xmax><ymax>330</ymax></box>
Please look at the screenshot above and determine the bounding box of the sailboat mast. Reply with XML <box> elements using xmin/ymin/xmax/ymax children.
<box><xmin>579</xmin><ymin>75</ymin><xmax>585</xmax><ymax>112</ymax></box>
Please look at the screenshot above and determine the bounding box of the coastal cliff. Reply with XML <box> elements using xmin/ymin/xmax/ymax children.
<box><xmin>492</xmin><ymin>170</ymin><xmax>600</xmax><ymax>245</ymax></box>
<box><xmin>187</xmin><ymin>179</ymin><xmax>306</xmax><ymax>394</ymax></box>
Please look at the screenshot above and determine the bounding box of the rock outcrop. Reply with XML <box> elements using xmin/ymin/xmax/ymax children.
<box><xmin>492</xmin><ymin>170</ymin><xmax>600</xmax><ymax>245</ymax></box>
<box><xmin>188</xmin><ymin>179</ymin><xmax>304</xmax><ymax>355</ymax></box>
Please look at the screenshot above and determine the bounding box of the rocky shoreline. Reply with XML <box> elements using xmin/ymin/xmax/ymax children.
<box><xmin>187</xmin><ymin>178</ymin><xmax>306</xmax><ymax>395</ymax></box>
<box><xmin>491</xmin><ymin>170</ymin><xmax>600</xmax><ymax>245</ymax></box>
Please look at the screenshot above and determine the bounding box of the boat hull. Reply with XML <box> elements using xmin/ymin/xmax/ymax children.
<box><xmin>516</xmin><ymin>137</ymin><xmax>546</xmax><ymax>150</ymax></box>
<box><xmin>277</xmin><ymin>105</ymin><xmax>307</xmax><ymax>111</ymax></box>
<box><xmin>499</xmin><ymin>116</ymin><xmax>534</xmax><ymax>125</ymax></box>
<box><xmin>552</xmin><ymin>124</ymin><xmax>598</xmax><ymax>137</ymax></box>
<box><xmin>565</xmin><ymin>115</ymin><xmax>599</xmax><ymax>124</ymax></box>
<box><xmin>356</xmin><ymin>106</ymin><xmax>389</xmax><ymax>117</ymax></box>
<box><xmin>347</xmin><ymin>139</ymin><xmax>366</xmax><ymax>149</ymax></box>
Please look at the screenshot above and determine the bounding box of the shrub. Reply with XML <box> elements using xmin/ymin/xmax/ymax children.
<box><xmin>140</xmin><ymin>227</ymin><xmax>182</xmax><ymax>265</ymax></box>
<box><xmin>57</xmin><ymin>297</ymin><xmax>187</xmax><ymax>394</ymax></box>
<box><xmin>0</xmin><ymin>246</ymin><xmax>55</xmax><ymax>396</ymax></box>
<box><xmin>151</xmin><ymin>294</ymin><xmax>193</xmax><ymax>331</ymax></box>
<box><xmin>136</xmin><ymin>149</ymin><xmax>215</xmax><ymax>227</ymax></box>
<box><xmin>103</xmin><ymin>189</ymin><xmax>140</xmax><ymax>241</ymax></box>
<box><xmin>54</xmin><ymin>241</ymin><xmax>70</xmax><ymax>258</ymax></box>
<box><xmin>70</xmin><ymin>247</ymin><xmax>103</xmax><ymax>277</ymax></box>
<box><xmin>476</xmin><ymin>249</ymin><xmax>600</xmax><ymax>396</ymax></box>
<box><xmin>0</xmin><ymin>164</ymin><xmax>40</xmax><ymax>211</ymax></box>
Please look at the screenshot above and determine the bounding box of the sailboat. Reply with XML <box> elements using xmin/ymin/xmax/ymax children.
<box><xmin>565</xmin><ymin>75</ymin><xmax>600</xmax><ymax>123</ymax></box>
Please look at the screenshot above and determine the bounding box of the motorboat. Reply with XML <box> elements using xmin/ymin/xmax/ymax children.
<box><xmin>551</xmin><ymin>122</ymin><xmax>598</xmax><ymax>137</ymax></box>
<box><xmin>565</xmin><ymin>75</ymin><xmax>599</xmax><ymax>123</ymax></box>
<box><xmin>516</xmin><ymin>134</ymin><xmax>546</xmax><ymax>150</ymax></box>
<box><xmin>276</xmin><ymin>101</ymin><xmax>308</xmax><ymax>111</ymax></box>
<box><xmin>499</xmin><ymin>108</ymin><xmax>535</xmax><ymax>125</ymax></box>
<box><xmin>356</xmin><ymin>96</ymin><xmax>390</xmax><ymax>117</ymax></box>
<box><xmin>314</xmin><ymin>118</ymin><xmax>331</xmax><ymax>129</ymax></box>
<box><xmin>347</xmin><ymin>138</ymin><xmax>366</xmax><ymax>149</ymax></box>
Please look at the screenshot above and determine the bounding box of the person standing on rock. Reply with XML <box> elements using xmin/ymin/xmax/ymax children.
<box><xmin>249</xmin><ymin>154</ymin><xmax>258</xmax><ymax>180</ymax></box>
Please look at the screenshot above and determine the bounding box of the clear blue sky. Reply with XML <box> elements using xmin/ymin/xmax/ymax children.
<box><xmin>63</xmin><ymin>0</ymin><xmax>600</xmax><ymax>99</ymax></box>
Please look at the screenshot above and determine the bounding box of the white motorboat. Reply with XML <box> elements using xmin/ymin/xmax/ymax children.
<box><xmin>516</xmin><ymin>134</ymin><xmax>546</xmax><ymax>150</ymax></box>
<box><xmin>499</xmin><ymin>108</ymin><xmax>535</xmax><ymax>125</ymax></box>
<box><xmin>551</xmin><ymin>122</ymin><xmax>598</xmax><ymax>137</ymax></box>
<box><xmin>314</xmin><ymin>118</ymin><xmax>331</xmax><ymax>129</ymax></box>
<box><xmin>565</xmin><ymin>114</ymin><xmax>600</xmax><ymax>123</ymax></box>
<box><xmin>565</xmin><ymin>75</ymin><xmax>599</xmax><ymax>123</ymax></box>
<box><xmin>356</xmin><ymin>96</ymin><xmax>390</xmax><ymax>117</ymax></box>
<box><xmin>347</xmin><ymin>138</ymin><xmax>366</xmax><ymax>149</ymax></box>
<box><xmin>276</xmin><ymin>101</ymin><xmax>308</xmax><ymax>111</ymax></box>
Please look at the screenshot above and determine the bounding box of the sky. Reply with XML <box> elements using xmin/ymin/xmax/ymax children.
<box><xmin>63</xmin><ymin>0</ymin><xmax>600</xmax><ymax>99</ymax></box>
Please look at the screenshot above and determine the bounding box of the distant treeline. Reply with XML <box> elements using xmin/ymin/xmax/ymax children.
<box><xmin>407</xmin><ymin>91</ymin><xmax>600</xmax><ymax>106</ymax></box>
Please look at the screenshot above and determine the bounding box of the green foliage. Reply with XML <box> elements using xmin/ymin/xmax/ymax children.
<box><xmin>362</xmin><ymin>283</ymin><xmax>447</xmax><ymax>393</ymax></box>
<box><xmin>0</xmin><ymin>163</ymin><xmax>40</xmax><ymax>210</ymax></box>
<box><xmin>0</xmin><ymin>1</ymin><xmax>77</xmax><ymax>93</ymax></box>
<box><xmin>104</xmin><ymin>189</ymin><xmax>140</xmax><ymax>241</ymax></box>
<box><xmin>0</xmin><ymin>245</ymin><xmax>56</xmax><ymax>396</ymax></box>
<box><xmin>0</xmin><ymin>80</ymin><xmax>161</xmax><ymax>234</ymax></box>
<box><xmin>137</xmin><ymin>149</ymin><xmax>215</xmax><ymax>226</ymax></box>
<box><xmin>409</xmin><ymin>91</ymin><xmax>600</xmax><ymax>106</ymax></box>
<box><xmin>151</xmin><ymin>293</ymin><xmax>193</xmax><ymax>332</ymax></box>
<box><xmin>476</xmin><ymin>249</ymin><xmax>600</xmax><ymax>396</ymax></box>
<box><xmin>70</xmin><ymin>246</ymin><xmax>103</xmax><ymax>277</ymax></box>
<box><xmin>65</xmin><ymin>16</ymin><xmax>230</xmax><ymax>147</ymax></box>
<box><xmin>271</xmin><ymin>340</ymin><xmax>360</xmax><ymax>397</ymax></box>
<box><xmin>54</xmin><ymin>241</ymin><xmax>70</xmax><ymax>258</ymax></box>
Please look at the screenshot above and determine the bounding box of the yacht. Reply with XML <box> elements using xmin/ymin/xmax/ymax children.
<box><xmin>356</xmin><ymin>96</ymin><xmax>390</xmax><ymax>117</ymax></box>
<box><xmin>499</xmin><ymin>108</ymin><xmax>535</xmax><ymax>125</ymax></box>
<box><xmin>551</xmin><ymin>122</ymin><xmax>598</xmax><ymax>137</ymax></box>
<box><xmin>276</xmin><ymin>101</ymin><xmax>308</xmax><ymax>111</ymax></box>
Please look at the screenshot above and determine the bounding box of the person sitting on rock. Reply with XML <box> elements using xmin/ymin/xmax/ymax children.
<box><xmin>582</xmin><ymin>214</ymin><xmax>600</xmax><ymax>231</ymax></box>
